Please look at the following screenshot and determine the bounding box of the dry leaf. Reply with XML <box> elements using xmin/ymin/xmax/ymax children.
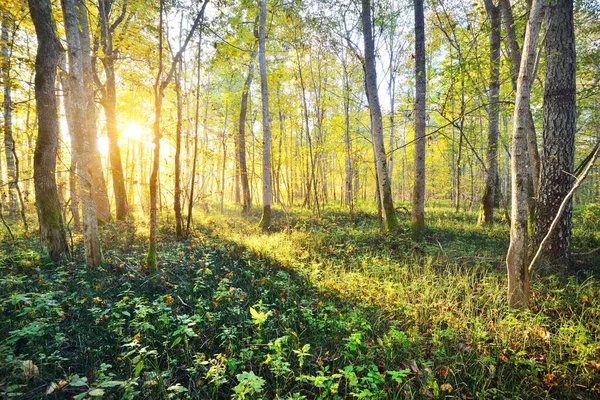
<box><xmin>440</xmin><ymin>383</ymin><xmax>453</xmax><ymax>392</ymax></box>
<box><xmin>22</xmin><ymin>360</ymin><xmax>39</xmax><ymax>378</ymax></box>
<box><xmin>440</xmin><ymin>365</ymin><xmax>449</xmax><ymax>379</ymax></box>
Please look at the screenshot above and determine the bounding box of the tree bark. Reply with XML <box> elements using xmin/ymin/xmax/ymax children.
<box><xmin>478</xmin><ymin>0</ymin><xmax>501</xmax><ymax>226</ymax></box>
<box><xmin>412</xmin><ymin>0</ymin><xmax>426</xmax><ymax>234</ymax></box>
<box><xmin>362</xmin><ymin>0</ymin><xmax>398</xmax><ymax>231</ymax></box>
<box><xmin>1</xmin><ymin>14</ymin><xmax>19</xmax><ymax>215</ymax></box>
<box><xmin>238</xmin><ymin>46</ymin><xmax>257</xmax><ymax>215</ymax></box>
<box><xmin>78</xmin><ymin>3</ymin><xmax>111</xmax><ymax>223</ymax></box>
<box><xmin>506</xmin><ymin>0</ymin><xmax>544</xmax><ymax>309</ymax></box>
<box><xmin>258</xmin><ymin>0</ymin><xmax>273</xmax><ymax>230</ymax></box>
<box><xmin>97</xmin><ymin>0</ymin><xmax>129</xmax><ymax>220</ymax></box>
<box><xmin>533</xmin><ymin>0</ymin><xmax>576</xmax><ymax>269</ymax></box>
<box><xmin>499</xmin><ymin>0</ymin><xmax>541</xmax><ymax>196</ymax></box>
<box><xmin>28</xmin><ymin>0</ymin><xmax>70</xmax><ymax>261</ymax></box>
<box><xmin>62</xmin><ymin>0</ymin><xmax>103</xmax><ymax>268</ymax></box>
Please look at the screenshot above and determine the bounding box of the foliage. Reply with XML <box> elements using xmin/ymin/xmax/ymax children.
<box><xmin>1</xmin><ymin>205</ymin><xmax>599</xmax><ymax>398</ymax></box>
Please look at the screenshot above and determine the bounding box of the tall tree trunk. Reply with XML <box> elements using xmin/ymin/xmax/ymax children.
<box><xmin>147</xmin><ymin>0</ymin><xmax>207</xmax><ymax>270</ymax></box>
<box><xmin>28</xmin><ymin>0</ymin><xmax>70</xmax><ymax>261</ymax></box>
<box><xmin>506</xmin><ymin>0</ymin><xmax>544</xmax><ymax>309</ymax></box>
<box><xmin>342</xmin><ymin>61</ymin><xmax>353</xmax><ymax>209</ymax></box>
<box><xmin>62</xmin><ymin>0</ymin><xmax>103</xmax><ymax>268</ymax></box>
<box><xmin>533</xmin><ymin>0</ymin><xmax>576</xmax><ymax>269</ymax></box>
<box><xmin>174</xmin><ymin>58</ymin><xmax>183</xmax><ymax>237</ymax></box>
<box><xmin>97</xmin><ymin>0</ymin><xmax>129</xmax><ymax>220</ymax></box>
<box><xmin>412</xmin><ymin>0</ymin><xmax>426</xmax><ymax>234</ymax></box>
<box><xmin>187</xmin><ymin>38</ymin><xmax>202</xmax><ymax>234</ymax></box>
<box><xmin>258</xmin><ymin>0</ymin><xmax>273</xmax><ymax>230</ymax></box>
<box><xmin>1</xmin><ymin>14</ymin><xmax>19</xmax><ymax>216</ymax></box>
<box><xmin>362</xmin><ymin>0</ymin><xmax>398</xmax><ymax>231</ymax></box>
<box><xmin>238</xmin><ymin>46</ymin><xmax>256</xmax><ymax>215</ymax></box>
<box><xmin>58</xmin><ymin>61</ymin><xmax>82</xmax><ymax>229</ymax></box>
<box><xmin>499</xmin><ymin>0</ymin><xmax>541</xmax><ymax>196</ymax></box>
<box><xmin>478</xmin><ymin>0</ymin><xmax>501</xmax><ymax>225</ymax></box>
<box><xmin>78</xmin><ymin>3</ymin><xmax>111</xmax><ymax>223</ymax></box>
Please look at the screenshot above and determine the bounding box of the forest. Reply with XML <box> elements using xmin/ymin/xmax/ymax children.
<box><xmin>0</xmin><ymin>0</ymin><xmax>599</xmax><ymax>398</ymax></box>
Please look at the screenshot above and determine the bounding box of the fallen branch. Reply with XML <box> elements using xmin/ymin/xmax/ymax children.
<box><xmin>528</xmin><ymin>142</ymin><xmax>600</xmax><ymax>273</ymax></box>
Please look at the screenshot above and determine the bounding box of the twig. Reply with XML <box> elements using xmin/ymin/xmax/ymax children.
<box><xmin>528</xmin><ymin>142</ymin><xmax>600</xmax><ymax>273</ymax></box>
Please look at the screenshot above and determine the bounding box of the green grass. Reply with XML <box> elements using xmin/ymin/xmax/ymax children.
<box><xmin>0</xmin><ymin>203</ymin><xmax>599</xmax><ymax>399</ymax></box>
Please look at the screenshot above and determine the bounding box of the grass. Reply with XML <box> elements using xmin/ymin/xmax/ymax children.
<box><xmin>0</xmin><ymin>202</ymin><xmax>599</xmax><ymax>399</ymax></box>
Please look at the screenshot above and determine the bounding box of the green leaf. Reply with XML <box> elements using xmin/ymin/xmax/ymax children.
<box><xmin>88</xmin><ymin>388</ymin><xmax>105</xmax><ymax>397</ymax></box>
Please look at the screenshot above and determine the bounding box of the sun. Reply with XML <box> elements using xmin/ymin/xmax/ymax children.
<box><xmin>122</xmin><ymin>122</ymin><xmax>144</xmax><ymax>142</ymax></box>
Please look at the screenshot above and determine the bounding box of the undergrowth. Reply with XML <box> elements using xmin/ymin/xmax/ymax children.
<box><xmin>0</xmin><ymin>203</ymin><xmax>599</xmax><ymax>399</ymax></box>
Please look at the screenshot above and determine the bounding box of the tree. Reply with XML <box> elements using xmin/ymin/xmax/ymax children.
<box><xmin>478</xmin><ymin>0</ymin><xmax>501</xmax><ymax>226</ymax></box>
<box><xmin>62</xmin><ymin>0</ymin><xmax>103</xmax><ymax>267</ymax></box>
<box><xmin>506</xmin><ymin>0</ymin><xmax>544</xmax><ymax>308</ymax></box>
<box><xmin>362</xmin><ymin>0</ymin><xmax>398</xmax><ymax>231</ymax></box>
<box><xmin>147</xmin><ymin>0</ymin><xmax>208</xmax><ymax>271</ymax></box>
<box><xmin>499</xmin><ymin>0</ymin><xmax>541</xmax><ymax>198</ymax></box>
<box><xmin>76</xmin><ymin>4</ymin><xmax>112</xmax><ymax>224</ymax></box>
<box><xmin>2</xmin><ymin>12</ymin><xmax>18</xmax><ymax>216</ymax></box>
<box><xmin>533</xmin><ymin>0</ymin><xmax>577</xmax><ymax>269</ymax></box>
<box><xmin>412</xmin><ymin>0</ymin><xmax>426</xmax><ymax>234</ymax></box>
<box><xmin>96</xmin><ymin>0</ymin><xmax>130</xmax><ymax>221</ymax></box>
<box><xmin>257</xmin><ymin>0</ymin><xmax>273</xmax><ymax>230</ymax></box>
<box><xmin>28</xmin><ymin>0</ymin><xmax>69</xmax><ymax>261</ymax></box>
<box><xmin>237</xmin><ymin>44</ymin><xmax>257</xmax><ymax>215</ymax></box>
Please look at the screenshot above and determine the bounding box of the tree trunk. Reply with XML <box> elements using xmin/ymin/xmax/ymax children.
<box><xmin>258</xmin><ymin>0</ymin><xmax>273</xmax><ymax>230</ymax></box>
<box><xmin>1</xmin><ymin>14</ymin><xmax>19</xmax><ymax>216</ymax></box>
<box><xmin>506</xmin><ymin>0</ymin><xmax>544</xmax><ymax>309</ymax></box>
<box><xmin>186</xmin><ymin>38</ymin><xmax>202</xmax><ymax>234</ymax></box>
<box><xmin>499</xmin><ymin>0</ymin><xmax>541</xmax><ymax>196</ymax></box>
<box><xmin>533</xmin><ymin>0</ymin><xmax>576</xmax><ymax>270</ymax></box>
<box><xmin>478</xmin><ymin>0</ymin><xmax>501</xmax><ymax>226</ymax></box>
<box><xmin>412</xmin><ymin>0</ymin><xmax>426</xmax><ymax>234</ymax></box>
<box><xmin>238</xmin><ymin>46</ymin><xmax>256</xmax><ymax>214</ymax></box>
<box><xmin>147</xmin><ymin>0</ymin><xmax>207</xmax><ymax>270</ymax></box>
<box><xmin>62</xmin><ymin>0</ymin><xmax>103</xmax><ymax>268</ymax></box>
<box><xmin>98</xmin><ymin>0</ymin><xmax>129</xmax><ymax>220</ymax></box>
<box><xmin>28</xmin><ymin>0</ymin><xmax>70</xmax><ymax>261</ymax></box>
<box><xmin>174</xmin><ymin>58</ymin><xmax>183</xmax><ymax>237</ymax></box>
<box><xmin>362</xmin><ymin>0</ymin><xmax>398</xmax><ymax>231</ymax></box>
<box><xmin>78</xmin><ymin>3</ymin><xmax>111</xmax><ymax>223</ymax></box>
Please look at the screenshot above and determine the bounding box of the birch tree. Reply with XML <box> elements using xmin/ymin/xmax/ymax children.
<box><xmin>62</xmin><ymin>0</ymin><xmax>103</xmax><ymax>267</ymax></box>
<box><xmin>506</xmin><ymin>0</ymin><xmax>544</xmax><ymax>308</ymax></box>
<box><xmin>362</xmin><ymin>0</ymin><xmax>398</xmax><ymax>231</ymax></box>
<box><xmin>257</xmin><ymin>0</ymin><xmax>273</xmax><ymax>230</ymax></box>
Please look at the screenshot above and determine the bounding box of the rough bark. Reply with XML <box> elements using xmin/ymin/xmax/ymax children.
<box><xmin>78</xmin><ymin>3</ymin><xmax>111</xmax><ymax>223</ymax></box>
<box><xmin>62</xmin><ymin>0</ymin><xmax>103</xmax><ymax>268</ymax></box>
<box><xmin>97</xmin><ymin>0</ymin><xmax>129</xmax><ymax>220</ymax></box>
<box><xmin>238</xmin><ymin>46</ymin><xmax>256</xmax><ymax>215</ymax></box>
<box><xmin>506</xmin><ymin>0</ymin><xmax>544</xmax><ymax>309</ymax></box>
<box><xmin>412</xmin><ymin>0</ymin><xmax>426</xmax><ymax>234</ymax></box>
<box><xmin>533</xmin><ymin>0</ymin><xmax>576</xmax><ymax>269</ymax></box>
<box><xmin>28</xmin><ymin>0</ymin><xmax>70</xmax><ymax>261</ymax></box>
<box><xmin>1</xmin><ymin>14</ymin><xmax>19</xmax><ymax>215</ymax></box>
<box><xmin>258</xmin><ymin>0</ymin><xmax>273</xmax><ymax>230</ymax></box>
<box><xmin>362</xmin><ymin>0</ymin><xmax>398</xmax><ymax>231</ymax></box>
<box><xmin>478</xmin><ymin>0</ymin><xmax>501</xmax><ymax>225</ymax></box>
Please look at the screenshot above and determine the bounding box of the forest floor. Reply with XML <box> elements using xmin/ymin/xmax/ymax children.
<box><xmin>1</xmin><ymin>203</ymin><xmax>599</xmax><ymax>399</ymax></box>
